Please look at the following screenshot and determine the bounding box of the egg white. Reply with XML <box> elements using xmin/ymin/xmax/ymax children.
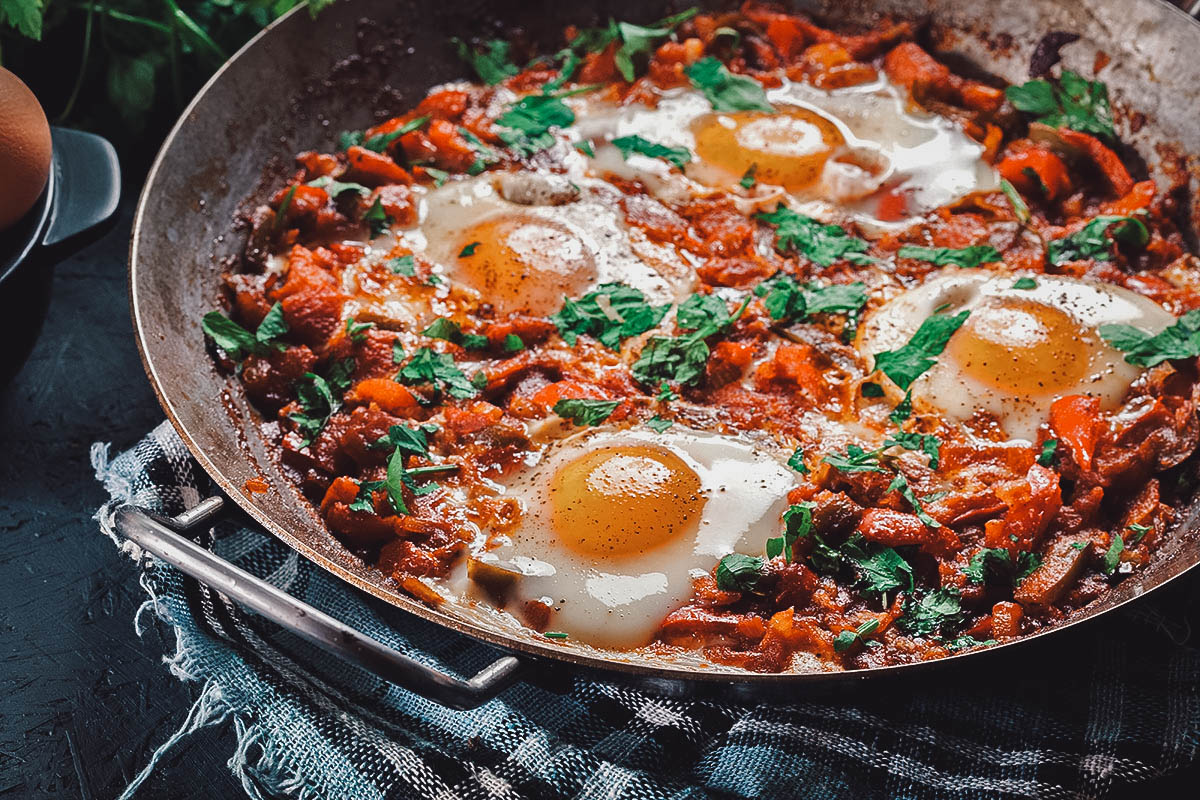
<box><xmin>858</xmin><ymin>270</ymin><xmax>1176</xmax><ymax>441</ymax></box>
<box><xmin>469</xmin><ymin>426</ymin><xmax>795</xmax><ymax>649</ymax></box>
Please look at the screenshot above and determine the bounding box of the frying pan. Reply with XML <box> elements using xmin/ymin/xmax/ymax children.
<box><xmin>119</xmin><ymin>0</ymin><xmax>1200</xmax><ymax>709</ymax></box>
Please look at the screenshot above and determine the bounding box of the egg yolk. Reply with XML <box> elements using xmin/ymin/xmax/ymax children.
<box><xmin>550</xmin><ymin>445</ymin><xmax>704</xmax><ymax>558</ymax></box>
<box><xmin>945</xmin><ymin>297</ymin><xmax>1094</xmax><ymax>396</ymax></box>
<box><xmin>692</xmin><ymin>106</ymin><xmax>845</xmax><ymax>189</ymax></box>
<box><xmin>454</xmin><ymin>213</ymin><xmax>598</xmax><ymax>315</ymax></box>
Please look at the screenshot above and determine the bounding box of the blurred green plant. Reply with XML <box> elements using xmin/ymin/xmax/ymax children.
<box><xmin>0</xmin><ymin>0</ymin><xmax>332</xmax><ymax>161</ymax></box>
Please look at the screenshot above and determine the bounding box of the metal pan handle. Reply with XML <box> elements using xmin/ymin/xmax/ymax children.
<box><xmin>112</xmin><ymin>498</ymin><xmax>522</xmax><ymax>710</ymax></box>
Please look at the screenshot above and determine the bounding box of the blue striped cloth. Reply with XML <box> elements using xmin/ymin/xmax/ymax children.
<box><xmin>95</xmin><ymin>422</ymin><xmax>1200</xmax><ymax>799</ymax></box>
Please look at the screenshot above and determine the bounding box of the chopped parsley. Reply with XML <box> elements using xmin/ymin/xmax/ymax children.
<box><xmin>458</xmin><ymin>127</ymin><xmax>498</xmax><ymax>175</ymax></box>
<box><xmin>344</xmin><ymin>317</ymin><xmax>374</xmax><ymax>343</ymax></box>
<box><xmin>423</xmin><ymin>167</ymin><xmax>451</xmax><ymax>187</ymax></box>
<box><xmin>739</xmin><ymin>163</ymin><xmax>757</xmax><ymax>189</ymax></box>
<box><xmin>611</xmin><ymin>135</ymin><xmax>691</xmax><ymax>170</ymax></box>
<box><xmin>1037</xmin><ymin>439</ymin><xmax>1059</xmax><ymax>466</ymax></box>
<box><xmin>552</xmin><ymin>283</ymin><xmax>670</xmax><ymax>349</ymax></box>
<box><xmin>656</xmin><ymin>383</ymin><xmax>678</xmax><ymax>402</ymax></box>
<box><xmin>497</xmin><ymin>93</ymin><xmax>576</xmax><ymax>158</ymax></box>
<box><xmin>888</xmin><ymin>391</ymin><xmax>913</xmax><ymax>425</ymax></box>
<box><xmin>289</xmin><ymin>358</ymin><xmax>355</xmax><ymax>447</ymax></box>
<box><xmin>754</xmin><ymin>273</ymin><xmax>868</xmax><ymax>324</ymax></box>
<box><xmin>862</xmin><ymin>382</ymin><xmax>885</xmax><ymax>398</ymax></box>
<box><xmin>553</xmin><ymin>398</ymin><xmax>620</xmax><ymax>426</ymax></box>
<box><xmin>1103</xmin><ymin>533</ymin><xmax>1125</xmax><ymax>575</ymax></box>
<box><xmin>1046</xmin><ymin>215</ymin><xmax>1149</xmax><ymax>265</ymax></box>
<box><xmin>274</xmin><ymin>184</ymin><xmax>297</xmax><ymax>231</ymax></box>
<box><xmin>1012</xmin><ymin>277</ymin><xmax>1038</xmax><ymax>290</ymax></box>
<box><xmin>363</xmin><ymin>197</ymin><xmax>391</xmax><ymax>238</ymax></box>
<box><xmin>896</xmin><ymin>244</ymin><xmax>1001</xmax><ymax>268</ymax></box>
<box><xmin>1000</xmin><ymin>178</ymin><xmax>1030</xmax><ymax>225</ymax></box>
<box><xmin>1005</xmin><ymin>70</ymin><xmax>1115</xmax><ymax>141</ymax></box>
<box><xmin>306</xmin><ymin>176</ymin><xmax>369</xmax><ymax>197</ymax></box>
<box><xmin>685</xmin><ymin>56</ymin><xmax>773</xmax><ymax>113</ymax></box>
<box><xmin>822</xmin><ymin>444</ymin><xmax>886</xmax><ymax>474</ymax></box>
<box><xmin>392</xmin><ymin>339</ymin><xmax>405</xmax><ymax>364</ymax></box>
<box><xmin>944</xmin><ymin>636</ymin><xmax>998</xmax><ymax>651</ymax></box>
<box><xmin>337</xmin><ymin>130</ymin><xmax>364</xmax><ymax>150</ymax></box>
<box><xmin>372</xmin><ymin>423</ymin><xmax>436</xmax><ymax>456</ymax></box>
<box><xmin>844</xmin><ymin>539</ymin><xmax>914</xmax><ymax>596</ymax></box>
<box><xmin>715</xmin><ymin>552</ymin><xmax>766</xmax><ymax>593</ymax></box>
<box><xmin>352</xmin><ymin>448</ymin><xmax>456</xmax><ymax>516</ymax></box>
<box><xmin>833</xmin><ymin>618</ymin><xmax>880</xmax><ymax>653</ymax></box>
<box><xmin>502</xmin><ymin>334</ymin><xmax>524</xmax><ymax>353</ymax></box>
<box><xmin>963</xmin><ymin>548</ymin><xmax>1041</xmax><ymax>586</ymax></box>
<box><xmin>1127</xmin><ymin>523</ymin><xmax>1152</xmax><ymax>546</ymax></box>
<box><xmin>872</xmin><ymin>310</ymin><xmax>970</xmax><ymax>390</ymax></box>
<box><xmin>884</xmin><ymin>431</ymin><xmax>941</xmax><ymax>470</ymax></box>
<box><xmin>458</xmin><ymin>241</ymin><xmax>480</xmax><ymax>258</ymax></box>
<box><xmin>202</xmin><ymin>301</ymin><xmax>289</xmax><ymax>360</ymax></box>
<box><xmin>574</xmin><ymin>140</ymin><xmax>595</xmax><ymax>158</ymax></box>
<box><xmin>630</xmin><ymin>296</ymin><xmax>750</xmax><ymax>387</ymax></box>
<box><xmin>886</xmin><ymin>473</ymin><xmax>940</xmax><ymax>529</ymax></box>
<box><xmin>768</xmin><ymin>502</ymin><xmax>813</xmax><ymax>561</ymax></box>
<box><xmin>558</xmin><ymin>8</ymin><xmax>697</xmax><ymax>83</ymax></box>
<box><xmin>1100</xmin><ymin>309</ymin><xmax>1200</xmax><ymax>368</ymax></box>
<box><xmin>421</xmin><ymin>318</ymin><xmax>490</xmax><ymax>350</ymax></box>
<box><xmin>646</xmin><ymin>415</ymin><xmax>673</xmax><ymax>433</ymax></box>
<box><xmin>362</xmin><ymin>115</ymin><xmax>430</xmax><ymax>153</ymax></box>
<box><xmin>543</xmin><ymin>631</ymin><xmax>570</xmax><ymax>640</ymax></box>
<box><xmin>388</xmin><ymin>255</ymin><xmax>416</xmax><ymax>275</ymax></box>
<box><xmin>756</xmin><ymin>206</ymin><xmax>874</xmax><ymax>267</ymax></box>
<box><xmin>451</xmin><ymin>38</ymin><xmax>519</xmax><ymax>84</ymax></box>
<box><xmin>397</xmin><ymin>348</ymin><xmax>479</xmax><ymax>399</ymax></box>
<box><xmin>787</xmin><ymin>447</ymin><xmax>808</xmax><ymax>474</ymax></box>
<box><xmin>898</xmin><ymin>587</ymin><xmax>963</xmax><ymax>636</ymax></box>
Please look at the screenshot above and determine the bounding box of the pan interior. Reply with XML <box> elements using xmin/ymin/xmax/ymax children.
<box><xmin>130</xmin><ymin>0</ymin><xmax>1200</xmax><ymax>683</ymax></box>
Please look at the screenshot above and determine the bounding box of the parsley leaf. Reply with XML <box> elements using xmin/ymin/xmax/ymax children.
<box><xmin>757</xmin><ymin>206</ymin><xmax>874</xmax><ymax>267</ymax></box>
<box><xmin>611</xmin><ymin>9</ymin><xmax>698</xmax><ymax>81</ymax></box>
<box><xmin>397</xmin><ymin>348</ymin><xmax>479</xmax><ymax>398</ymax></box>
<box><xmin>676</xmin><ymin>293</ymin><xmax>734</xmax><ymax>331</ymax></box>
<box><xmin>886</xmin><ymin>473</ymin><xmax>941</xmax><ymax>528</ymax></box>
<box><xmin>884</xmin><ymin>431</ymin><xmax>941</xmax><ymax>469</ymax></box>
<box><xmin>502</xmin><ymin>334</ymin><xmax>524</xmax><ymax>353</ymax></box>
<box><xmin>739</xmin><ymin>163</ymin><xmax>757</xmax><ymax>189</ymax></box>
<box><xmin>552</xmin><ymin>283</ymin><xmax>670</xmax><ymax>349</ymax></box>
<box><xmin>1012</xmin><ymin>277</ymin><xmax>1038</xmax><ymax>290</ymax></box>
<box><xmin>715</xmin><ymin>553</ymin><xmax>766</xmax><ymax>593</ymax></box>
<box><xmin>899</xmin><ymin>587</ymin><xmax>963</xmax><ymax>636</ymax></box>
<box><xmin>787</xmin><ymin>448</ymin><xmax>808</xmax><ymax>474</ymax></box>
<box><xmin>963</xmin><ymin>548</ymin><xmax>1041</xmax><ymax>586</ymax></box>
<box><xmin>452</xmin><ymin>38</ymin><xmax>519</xmax><ymax>84</ymax></box>
<box><xmin>833</xmin><ymin>618</ymin><xmax>880</xmax><ymax>653</ymax></box>
<box><xmin>822</xmin><ymin>444</ymin><xmax>886</xmax><ymax>474</ymax></box>
<box><xmin>388</xmin><ymin>255</ymin><xmax>416</xmax><ymax>275</ymax></box>
<box><xmin>0</xmin><ymin>0</ymin><xmax>41</xmax><ymax>38</ymax></box>
<box><xmin>1005</xmin><ymin>70</ymin><xmax>1116</xmax><ymax>141</ymax></box>
<box><xmin>1103</xmin><ymin>533</ymin><xmax>1125</xmax><ymax>575</ymax></box>
<box><xmin>362</xmin><ymin>115</ymin><xmax>430</xmax><ymax>153</ymax></box>
<box><xmin>945</xmin><ymin>635</ymin><xmax>998</xmax><ymax>651</ymax></box>
<box><xmin>754</xmin><ymin>273</ymin><xmax>868</xmax><ymax>324</ymax></box>
<box><xmin>685</xmin><ymin>56</ymin><xmax>773</xmax><ymax>112</ymax></box>
<box><xmin>768</xmin><ymin>502</ymin><xmax>813</xmax><ymax>561</ymax></box>
<box><xmin>288</xmin><ymin>358</ymin><xmax>354</xmax><ymax>447</ymax></box>
<box><xmin>872</xmin><ymin>310</ymin><xmax>970</xmax><ymax>390</ymax></box>
<box><xmin>553</xmin><ymin>398</ymin><xmax>620</xmax><ymax>426</ymax></box>
<box><xmin>1000</xmin><ymin>178</ymin><xmax>1030</xmax><ymax>225</ymax></box>
<box><xmin>422</xmin><ymin>318</ymin><xmax>489</xmax><ymax>350</ymax></box>
<box><xmin>363</xmin><ymin>197</ymin><xmax>391</xmax><ymax>238</ymax></box>
<box><xmin>1047</xmin><ymin>215</ymin><xmax>1149</xmax><ymax>265</ymax></box>
<box><xmin>630</xmin><ymin>296</ymin><xmax>750</xmax><ymax>387</ymax></box>
<box><xmin>345</xmin><ymin>317</ymin><xmax>374</xmax><ymax>343</ymax></box>
<box><xmin>888</xmin><ymin>391</ymin><xmax>913</xmax><ymax>425</ymax></box>
<box><xmin>646</xmin><ymin>415</ymin><xmax>673</xmax><ymax>433</ymax></box>
<box><xmin>497</xmin><ymin>93</ymin><xmax>575</xmax><ymax>157</ymax></box>
<box><xmin>372</xmin><ymin>423</ymin><xmax>435</xmax><ymax>456</ymax></box>
<box><xmin>1037</xmin><ymin>439</ymin><xmax>1058</xmax><ymax>466</ymax></box>
<box><xmin>1100</xmin><ymin>310</ymin><xmax>1200</xmax><ymax>368</ymax></box>
<box><xmin>843</xmin><ymin>539</ymin><xmax>914</xmax><ymax>595</ymax></box>
<box><xmin>202</xmin><ymin>302</ymin><xmax>289</xmax><ymax>360</ymax></box>
<box><xmin>306</xmin><ymin>176</ymin><xmax>369</xmax><ymax>197</ymax></box>
<box><xmin>611</xmin><ymin>135</ymin><xmax>692</xmax><ymax>170</ymax></box>
<box><xmin>459</xmin><ymin>242</ymin><xmax>480</xmax><ymax>258</ymax></box>
<box><xmin>897</xmin><ymin>244</ymin><xmax>1001</xmax><ymax>268</ymax></box>
<box><xmin>1127</xmin><ymin>523</ymin><xmax>1152</xmax><ymax>546</ymax></box>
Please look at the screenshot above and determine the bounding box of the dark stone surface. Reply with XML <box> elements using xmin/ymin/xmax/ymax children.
<box><xmin>0</xmin><ymin>207</ymin><xmax>242</xmax><ymax>799</ymax></box>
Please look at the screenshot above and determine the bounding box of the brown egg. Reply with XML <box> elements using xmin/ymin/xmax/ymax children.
<box><xmin>0</xmin><ymin>67</ymin><xmax>52</xmax><ymax>231</ymax></box>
